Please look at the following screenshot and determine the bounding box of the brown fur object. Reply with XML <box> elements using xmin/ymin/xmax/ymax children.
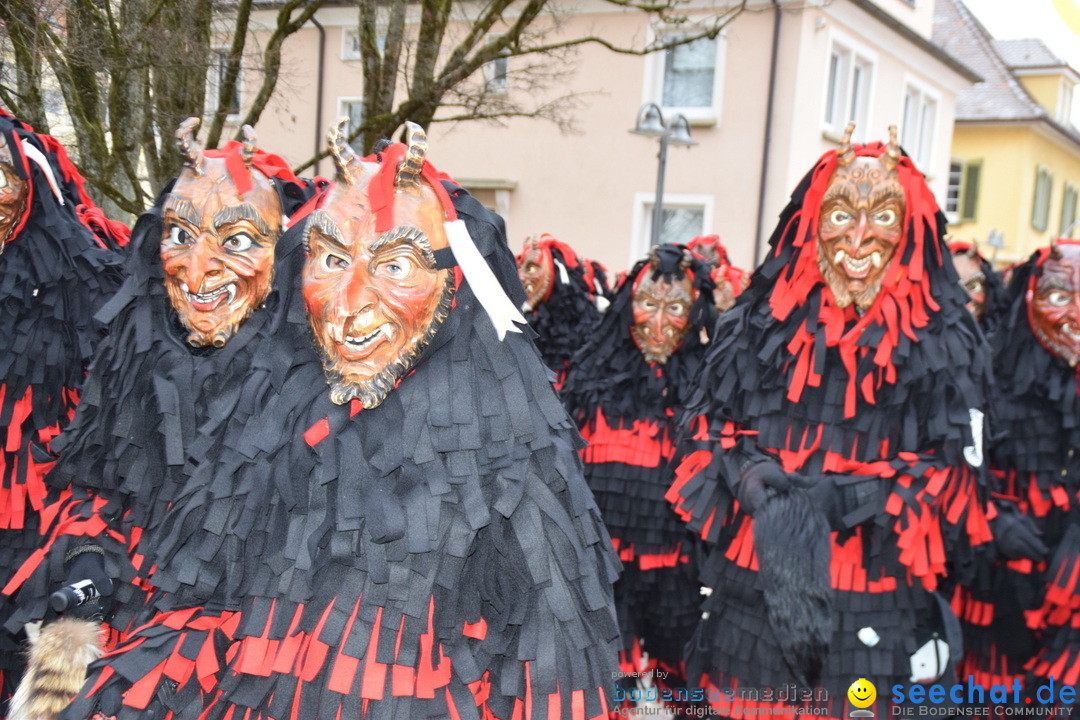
<box><xmin>9</xmin><ymin>618</ymin><xmax>103</xmax><ymax>720</ymax></box>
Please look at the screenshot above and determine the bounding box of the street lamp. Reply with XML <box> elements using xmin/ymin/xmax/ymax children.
<box><xmin>630</xmin><ymin>102</ymin><xmax>698</xmax><ymax>247</ymax></box>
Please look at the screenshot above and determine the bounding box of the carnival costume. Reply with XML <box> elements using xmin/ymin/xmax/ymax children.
<box><xmin>668</xmin><ymin>126</ymin><xmax>994</xmax><ymax>716</ymax></box>
<box><xmin>516</xmin><ymin>234</ymin><xmax>609</xmax><ymax>387</ymax></box>
<box><xmin>955</xmin><ymin>240</ymin><xmax>1080</xmax><ymax>693</ymax></box>
<box><xmin>948</xmin><ymin>240</ymin><xmax>1006</xmax><ymax>333</ymax></box>
<box><xmin>562</xmin><ymin>244</ymin><xmax>716</xmax><ymax>694</ymax></box>
<box><xmin>7</xmin><ymin>121</ymin><xmax>620</xmax><ymax>720</ymax></box>
<box><xmin>686</xmin><ymin>234</ymin><xmax>748</xmax><ymax>314</ymax></box>
<box><xmin>0</xmin><ymin>109</ymin><xmax>127</xmax><ymax>706</ymax></box>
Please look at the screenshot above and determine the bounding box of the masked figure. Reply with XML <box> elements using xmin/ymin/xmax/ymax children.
<box><xmin>668</xmin><ymin>125</ymin><xmax>997</xmax><ymax>717</ymax></box>
<box><xmin>953</xmin><ymin>239</ymin><xmax>1080</xmax><ymax>695</ymax></box>
<box><xmin>562</xmin><ymin>244</ymin><xmax>716</xmax><ymax>706</ymax></box>
<box><xmin>0</xmin><ymin>110</ymin><xmax>127</xmax><ymax>707</ymax></box>
<box><xmin>8</xmin><ymin>120</ymin><xmax>620</xmax><ymax>720</ymax></box>
<box><xmin>686</xmin><ymin>234</ymin><xmax>749</xmax><ymax>314</ymax></box>
<box><xmin>515</xmin><ymin>234</ymin><xmax>610</xmax><ymax>388</ymax></box>
<box><xmin>2</xmin><ymin>118</ymin><xmax>317</xmax><ymax>720</ymax></box>
<box><xmin>948</xmin><ymin>240</ymin><xmax>1006</xmax><ymax>332</ymax></box>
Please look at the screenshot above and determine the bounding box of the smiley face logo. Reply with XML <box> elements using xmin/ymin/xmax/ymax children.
<box><xmin>847</xmin><ymin>678</ymin><xmax>877</xmax><ymax>709</ymax></box>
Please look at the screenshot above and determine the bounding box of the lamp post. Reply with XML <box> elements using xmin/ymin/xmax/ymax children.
<box><xmin>630</xmin><ymin>102</ymin><xmax>698</xmax><ymax>247</ymax></box>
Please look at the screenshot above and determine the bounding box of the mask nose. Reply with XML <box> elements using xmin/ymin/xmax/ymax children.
<box><xmin>184</xmin><ymin>236</ymin><xmax>224</xmax><ymax>292</ymax></box>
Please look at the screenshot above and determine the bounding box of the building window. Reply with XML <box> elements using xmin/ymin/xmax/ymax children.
<box><xmin>1032</xmin><ymin>166</ymin><xmax>1054</xmax><ymax>232</ymax></box>
<box><xmin>342</xmin><ymin>27</ymin><xmax>385</xmax><ymax>61</ymax></box>
<box><xmin>901</xmin><ymin>83</ymin><xmax>938</xmax><ymax>168</ymax></box>
<box><xmin>946</xmin><ymin>159</ymin><xmax>982</xmax><ymax>224</ymax></box>
<box><xmin>823</xmin><ymin>39</ymin><xmax>873</xmax><ymax>138</ymax></box>
<box><xmin>207</xmin><ymin>49</ymin><xmax>240</xmax><ymax>117</ymax></box>
<box><xmin>483</xmin><ymin>56</ymin><xmax>508</xmax><ymax>95</ymax></box>
<box><xmin>647</xmin><ymin>28</ymin><xmax>724</xmax><ymax>121</ymax></box>
<box><xmin>342</xmin><ymin>28</ymin><xmax>362</xmax><ymax>60</ymax></box>
<box><xmin>1060</xmin><ymin>182</ymin><xmax>1078</xmax><ymax>236</ymax></box>
<box><xmin>633</xmin><ymin>192</ymin><xmax>713</xmax><ymax>261</ymax></box>
<box><xmin>337</xmin><ymin>97</ymin><xmax>364</xmax><ymax>138</ymax></box>
<box><xmin>1057</xmin><ymin>79</ymin><xmax>1074</xmax><ymax>125</ymax></box>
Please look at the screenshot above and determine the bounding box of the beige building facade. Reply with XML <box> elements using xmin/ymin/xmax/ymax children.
<box><xmin>238</xmin><ymin>0</ymin><xmax>976</xmax><ymax>276</ymax></box>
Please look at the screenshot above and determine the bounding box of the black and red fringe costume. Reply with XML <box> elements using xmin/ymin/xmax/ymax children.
<box><xmin>953</xmin><ymin>243</ymin><xmax>1080</xmax><ymax>693</ymax></box>
<box><xmin>668</xmin><ymin>143</ymin><xmax>994</xmax><ymax>717</ymax></box>
<box><xmin>561</xmin><ymin>244</ymin><xmax>716</xmax><ymax>696</ymax></box>
<box><xmin>0</xmin><ymin>110</ymin><xmax>128</xmax><ymax>703</ymax></box>
<box><xmin>5</xmin><ymin>141</ymin><xmax>620</xmax><ymax>720</ymax></box>
<box><xmin>517</xmin><ymin>235</ymin><xmax>609</xmax><ymax>388</ymax></box>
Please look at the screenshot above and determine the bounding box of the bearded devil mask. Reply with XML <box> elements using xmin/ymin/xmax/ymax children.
<box><xmin>161</xmin><ymin>119</ymin><xmax>284</xmax><ymax>348</ymax></box>
<box><xmin>817</xmin><ymin>125</ymin><xmax>905</xmax><ymax>311</ymax></box>
<box><xmin>1029</xmin><ymin>238</ymin><xmax>1080</xmax><ymax>367</ymax></box>
<box><xmin>303</xmin><ymin>121</ymin><xmax>456</xmax><ymax>408</ymax></box>
<box><xmin>0</xmin><ymin>132</ymin><xmax>28</xmax><ymax>249</ymax></box>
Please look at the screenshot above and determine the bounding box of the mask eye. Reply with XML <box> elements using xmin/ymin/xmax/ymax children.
<box><xmin>165</xmin><ymin>225</ymin><xmax>193</xmax><ymax>246</ymax></box>
<box><xmin>873</xmin><ymin>209</ymin><xmax>897</xmax><ymax>226</ymax></box>
<box><xmin>829</xmin><ymin>210</ymin><xmax>852</xmax><ymax>225</ymax></box>
<box><xmin>668</xmin><ymin>302</ymin><xmax>686</xmax><ymax>316</ymax></box>
<box><xmin>638</xmin><ymin>298</ymin><xmax>657</xmax><ymax>311</ymax></box>
<box><xmin>321</xmin><ymin>252</ymin><xmax>349</xmax><ymax>271</ymax></box>
<box><xmin>1047</xmin><ymin>290</ymin><xmax>1071</xmax><ymax>307</ymax></box>
<box><xmin>0</xmin><ymin>169</ymin><xmax>10</xmax><ymax>190</ymax></box>
<box><xmin>379</xmin><ymin>256</ymin><xmax>414</xmax><ymax>280</ymax></box>
<box><xmin>222</xmin><ymin>232</ymin><xmax>254</xmax><ymax>252</ymax></box>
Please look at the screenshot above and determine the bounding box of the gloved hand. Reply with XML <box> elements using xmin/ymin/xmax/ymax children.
<box><xmin>737</xmin><ymin>458</ymin><xmax>791</xmax><ymax>515</ymax></box>
<box><xmin>991</xmin><ymin>502</ymin><xmax>1047</xmax><ymax>561</ymax></box>
<box><xmin>58</xmin><ymin>544</ymin><xmax>115</xmax><ymax>621</ymax></box>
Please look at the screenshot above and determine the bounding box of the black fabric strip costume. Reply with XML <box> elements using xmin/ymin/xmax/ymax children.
<box><xmin>668</xmin><ymin>141</ymin><xmax>994</xmax><ymax>717</ymax></box>
<box><xmin>5</xmin><ymin>138</ymin><xmax>620</xmax><ymax>719</ymax></box>
<box><xmin>954</xmin><ymin>245</ymin><xmax>1080</xmax><ymax>693</ymax></box>
<box><xmin>517</xmin><ymin>236</ymin><xmax>606</xmax><ymax>389</ymax></box>
<box><xmin>0</xmin><ymin>109</ymin><xmax>127</xmax><ymax>703</ymax></box>
<box><xmin>561</xmin><ymin>244</ymin><xmax>715</xmax><ymax>691</ymax></box>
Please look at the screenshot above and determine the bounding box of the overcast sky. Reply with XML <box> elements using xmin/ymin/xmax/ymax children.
<box><xmin>962</xmin><ymin>0</ymin><xmax>1080</xmax><ymax>70</ymax></box>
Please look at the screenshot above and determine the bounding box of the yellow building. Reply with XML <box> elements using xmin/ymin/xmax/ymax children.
<box><xmin>935</xmin><ymin>0</ymin><xmax>1080</xmax><ymax>267</ymax></box>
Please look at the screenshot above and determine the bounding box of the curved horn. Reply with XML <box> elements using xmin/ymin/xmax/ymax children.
<box><xmin>176</xmin><ymin>117</ymin><xmax>204</xmax><ymax>175</ymax></box>
<box><xmin>882</xmin><ymin>125</ymin><xmax>901</xmax><ymax>172</ymax></box>
<box><xmin>965</xmin><ymin>241</ymin><xmax>980</xmax><ymax>259</ymax></box>
<box><xmin>395</xmin><ymin>121</ymin><xmax>427</xmax><ymax>194</ymax></box>
<box><xmin>837</xmin><ymin>122</ymin><xmax>856</xmax><ymax>167</ymax></box>
<box><xmin>240</xmin><ymin>125</ymin><xmax>257</xmax><ymax>168</ymax></box>
<box><xmin>680</xmin><ymin>248</ymin><xmax>693</xmax><ymax>269</ymax></box>
<box><xmin>327</xmin><ymin>117</ymin><xmax>357</xmax><ymax>185</ymax></box>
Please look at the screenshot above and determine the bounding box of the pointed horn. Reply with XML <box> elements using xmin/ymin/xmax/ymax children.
<box><xmin>882</xmin><ymin>125</ymin><xmax>901</xmax><ymax>172</ymax></box>
<box><xmin>395</xmin><ymin>121</ymin><xmax>427</xmax><ymax>194</ymax></box>
<box><xmin>327</xmin><ymin>117</ymin><xmax>357</xmax><ymax>185</ymax></box>
<box><xmin>965</xmin><ymin>241</ymin><xmax>979</xmax><ymax>259</ymax></box>
<box><xmin>680</xmin><ymin>248</ymin><xmax>693</xmax><ymax>269</ymax></box>
<box><xmin>176</xmin><ymin>117</ymin><xmax>204</xmax><ymax>175</ymax></box>
<box><xmin>240</xmin><ymin>125</ymin><xmax>257</xmax><ymax>168</ymax></box>
<box><xmin>1050</xmin><ymin>236</ymin><xmax>1063</xmax><ymax>260</ymax></box>
<box><xmin>837</xmin><ymin>122</ymin><xmax>856</xmax><ymax>166</ymax></box>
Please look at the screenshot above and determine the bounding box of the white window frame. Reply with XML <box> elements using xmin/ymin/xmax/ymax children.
<box><xmin>631</xmin><ymin>192</ymin><xmax>714</xmax><ymax>263</ymax></box>
<box><xmin>900</xmin><ymin>77</ymin><xmax>940</xmax><ymax>169</ymax></box>
<box><xmin>337</xmin><ymin>97</ymin><xmax>364</xmax><ymax>138</ymax></box>
<box><xmin>207</xmin><ymin>48</ymin><xmax>241</xmax><ymax>121</ymax></box>
<box><xmin>483</xmin><ymin>56</ymin><xmax>508</xmax><ymax>95</ymax></box>
<box><xmin>643</xmin><ymin>24</ymin><xmax>726</xmax><ymax>124</ymax></box>
<box><xmin>821</xmin><ymin>30</ymin><xmax>876</xmax><ymax>141</ymax></box>
<box><xmin>342</xmin><ymin>28</ymin><xmax>362</xmax><ymax>60</ymax></box>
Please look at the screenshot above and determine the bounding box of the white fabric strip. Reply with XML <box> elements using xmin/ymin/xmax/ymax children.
<box><xmin>445</xmin><ymin>219</ymin><xmax>527</xmax><ymax>340</ymax></box>
<box><xmin>21</xmin><ymin>140</ymin><xmax>64</xmax><ymax>205</ymax></box>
